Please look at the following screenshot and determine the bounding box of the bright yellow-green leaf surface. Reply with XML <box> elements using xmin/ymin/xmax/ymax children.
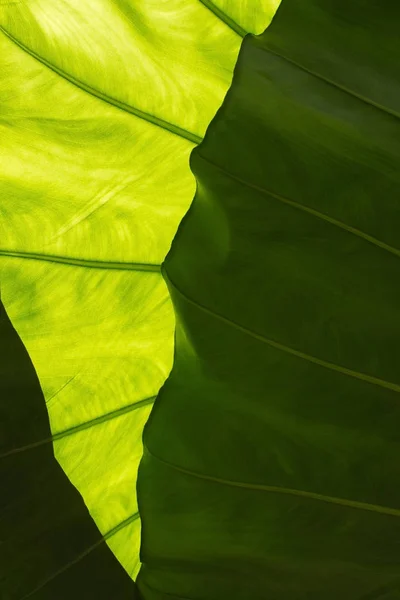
<box><xmin>0</xmin><ymin>0</ymin><xmax>278</xmax><ymax>579</ymax></box>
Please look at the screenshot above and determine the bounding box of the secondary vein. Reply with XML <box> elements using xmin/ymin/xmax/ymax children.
<box><xmin>144</xmin><ymin>443</ymin><xmax>400</xmax><ymax>518</ymax></box>
<box><xmin>20</xmin><ymin>512</ymin><xmax>140</xmax><ymax>600</ymax></box>
<box><xmin>0</xmin><ymin>396</ymin><xmax>156</xmax><ymax>459</ymax></box>
<box><xmin>0</xmin><ymin>249</ymin><xmax>161</xmax><ymax>271</ymax></box>
<box><xmin>195</xmin><ymin>153</ymin><xmax>400</xmax><ymax>260</ymax></box>
<box><xmin>0</xmin><ymin>26</ymin><xmax>202</xmax><ymax>144</ymax></box>
<box><xmin>163</xmin><ymin>268</ymin><xmax>400</xmax><ymax>394</ymax></box>
<box><xmin>197</xmin><ymin>0</ymin><xmax>247</xmax><ymax>37</ymax></box>
<box><xmin>261</xmin><ymin>44</ymin><xmax>400</xmax><ymax>121</ymax></box>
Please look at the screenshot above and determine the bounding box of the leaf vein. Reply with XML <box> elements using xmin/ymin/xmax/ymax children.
<box><xmin>19</xmin><ymin>512</ymin><xmax>140</xmax><ymax>600</ymax></box>
<box><xmin>144</xmin><ymin>443</ymin><xmax>400</xmax><ymax>518</ymax></box>
<box><xmin>195</xmin><ymin>153</ymin><xmax>400</xmax><ymax>259</ymax></box>
<box><xmin>0</xmin><ymin>26</ymin><xmax>202</xmax><ymax>144</ymax></box>
<box><xmin>262</xmin><ymin>45</ymin><xmax>400</xmax><ymax>121</ymax></box>
<box><xmin>0</xmin><ymin>396</ymin><xmax>156</xmax><ymax>459</ymax></box>
<box><xmin>197</xmin><ymin>0</ymin><xmax>246</xmax><ymax>37</ymax></box>
<box><xmin>163</xmin><ymin>269</ymin><xmax>400</xmax><ymax>394</ymax></box>
<box><xmin>0</xmin><ymin>249</ymin><xmax>161</xmax><ymax>271</ymax></box>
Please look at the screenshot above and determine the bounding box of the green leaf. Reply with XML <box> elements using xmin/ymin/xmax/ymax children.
<box><xmin>137</xmin><ymin>0</ymin><xmax>400</xmax><ymax>598</ymax></box>
<box><xmin>0</xmin><ymin>301</ymin><xmax>137</xmax><ymax>599</ymax></box>
<box><xmin>0</xmin><ymin>0</ymin><xmax>278</xmax><ymax>596</ymax></box>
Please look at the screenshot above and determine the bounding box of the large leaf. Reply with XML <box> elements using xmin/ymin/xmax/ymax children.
<box><xmin>0</xmin><ymin>300</ymin><xmax>137</xmax><ymax>599</ymax></box>
<box><xmin>0</xmin><ymin>0</ymin><xmax>279</xmax><ymax>596</ymax></box>
<box><xmin>137</xmin><ymin>0</ymin><xmax>400</xmax><ymax>598</ymax></box>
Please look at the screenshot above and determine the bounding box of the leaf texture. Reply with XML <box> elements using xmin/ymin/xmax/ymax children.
<box><xmin>137</xmin><ymin>0</ymin><xmax>400</xmax><ymax>597</ymax></box>
<box><xmin>0</xmin><ymin>301</ymin><xmax>138</xmax><ymax>599</ymax></box>
<box><xmin>0</xmin><ymin>0</ymin><xmax>278</xmax><ymax>594</ymax></box>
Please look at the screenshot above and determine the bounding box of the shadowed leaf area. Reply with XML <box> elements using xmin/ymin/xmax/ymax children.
<box><xmin>0</xmin><ymin>301</ymin><xmax>138</xmax><ymax>599</ymax></box>
<box><xmin>136</xmin><ymin>0</ymin><xmax>400</xmax><ymax>598</ymax></box>
<box><xmin>0</xmin><ymin>0</ymin><xmax>278</xmax><ymax>585</ymax></box>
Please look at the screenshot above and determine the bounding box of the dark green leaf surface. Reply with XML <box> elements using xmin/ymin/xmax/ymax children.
<box><xmin>0</xmin><ymin>301</ymin><xmax>137</xmax><ymax>599</ymax></box>
<box><xmin>0</xmin><ymin>1</ymin><xmax>277</xmax><ymax>585</ymax></box>
<box><xmin>137</xmin><ymin>1</ymin><xmax>400</xmax><ymax>598</ymax></box>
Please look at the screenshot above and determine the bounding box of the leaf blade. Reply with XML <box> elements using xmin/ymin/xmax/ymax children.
<box><xmin>137</xmin><ymin>0</ymin><xmax>400</xmax><ymax>597</ymax></box>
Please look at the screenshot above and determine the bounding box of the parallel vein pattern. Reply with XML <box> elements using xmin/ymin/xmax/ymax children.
<box><xmin>0</xmin><ymin>0</ymin><xmax>278</xmax><ymax>593</ymax></box>
<box><xmin>137</xmin><ymin>0</ymin><xmax>400</xmax><ymax>598</ymax></box>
